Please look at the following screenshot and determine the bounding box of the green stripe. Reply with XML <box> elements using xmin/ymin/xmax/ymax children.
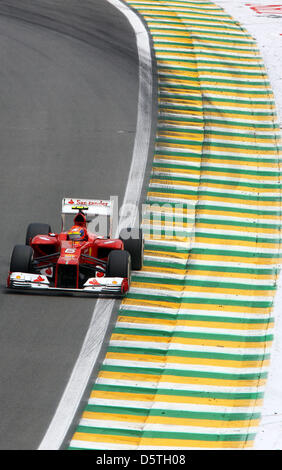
<box><xmin>144</xmin><ymin>244</ymin><xmax>279</xmax><ymax>259</ymax></box>
<box><xmin>152</xmin><ymin>162</ymin><xmax>281</xmax><ymax>178</ymax></box>
<box><xmin>145</xmin><ymin>212</ymin><xmax>281</xmax><ymax>226</ymax></box>
<box><xmin>154</xmin><ymin>37</ymin><xmax>256</xmax><ymax>45</ymax></box>
<box><xmin>151</xmin><ymin>173</ymin><xmax>282</xmax><ymax>185</ymax></box>
<box><xmin>148</xmin><ymin>187</ymin><xmax>282</xmax><ymax>202</ymax></box>
<box><xmin>161</xmin><ymin>95</ymin><xmax>275</xmax><ymax>105</ymax></box>
<box><xmin>108</xmin><ymin>345</ymin><xmax>271</xmax><ymax>361</ymax></box>
<box><xmin>85</xmin><ymin>404</ymin><xmax>261</xmax><ymax>421</ymax></box>
<box><xmin>157</xmin><ymin>127</ymin><xmax>277</xmax><ymax>141</ymax></box>
<box><xmin>149</xmin><ymin>24</ymin><xmax>245</xmax><ymax>31</ymax></box>
<box><xmin>156</xmin><ymin>57</ymin><xmax>264</xmax><ymax>67</ymax></box>
<box><xmin>159</xmin><ymin>104</ymin><xmax>276</xmax><ymax>116</ymax></box>
<box><xmin>145</xmin><ymin>203</ymin><xmax>281</xmax><ymax>217</ymax></box>
<box><xmin>93</xmin><ymin>383</ymin><xmax>264</xmax><ymax>401</ymax></box>
<box><xmin>113</xmin><ymin>325</ymin><xmax>273</xmax><ymax>342</ymax></box>
<box><xmin>156</xmin><ymin>45</ymin><xmax>260</xmax><ymax>54</ymax></box>
<box><xmin>144</xmin><ymin>229</ymin><xmax>280</xmax><ymax>245</ymax></box>
<box><xmin>158</xmin><ymin>116</ymin><xmax>279</xmax><ymax>129</ymax></box>
<box><xmin>101</xmin><ymin>364</ymin><xmax>268</xmax><ymax>380</ymax></box>
<box><xmin>144</xmin><ymin>16</ymin><xmax>243</xmax><ymax>26</ymax></box>
<box><xmin>130</xmin><ymin>4</ymin><xmax>231</xmax><ymax>13</ymax></box>
<box><xmin>155</xmin><ymin>50</ymin><xmax>262</xmax><ymax>60</ymax></box>
<box><xmin>194</xmin><ymin>232</ymin><xmax>280</xmax><ymax>244</ymax></box>
<box><xmin>76</xmin><ymin>424</ymin><xmax>255</xmax><ymax>441</ymax></box>
<box><xmin>132</xmin><ymin>275</ymin><xmax>277</xmax><ymax>289</ymax></box>
<box><xmin>159</xmin><ymin>77</ymin><xmax>270</xmax><ymax>87</ymax></box>
<box><xmin>160</xmin><ymin>93</ymin><xmax>202</xmax><ymax>101</ymax></box>
<box><xmin>139</xmin><ymin>12</ymin><xmax>236</xmax><ymax>21</ymax></box>
<box><xmin>160</xmin><ymin>88</ymin><xmax>273</xmax><ymax>96</ymax></box>
<box><xmin>68</xmin><ymin>447</ymin><xmax>90</xmax><ymax>450</ymax></box>
<box><xmin>145</xmin><ymin>243</ymin><xmax>280</xmax><ymax>259</ymax></box>
<box><xmin>190</xmin><ymin>247</ymin><xmax>278</xmax><ymax>258</ymax></box>
<box><xmin>159</xmin><ymin>70</ymin><xmax>270</xmax><ymax>79</ymax></box>
<box><xmin>143</xmin><ymin>259</ymin><xmax>279</xmax><ymax>276</ymax></box>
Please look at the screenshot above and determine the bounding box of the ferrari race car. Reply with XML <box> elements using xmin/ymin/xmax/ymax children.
<box><xmin>7</xmin><ymin>198</ymin><xmax>144</xmax><ymax>296</ymax></box>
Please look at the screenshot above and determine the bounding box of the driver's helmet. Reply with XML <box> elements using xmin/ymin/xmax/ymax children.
<box><xmin>68</xmin><ymin>225</ymin><xmax>86</xmax><ymax>241</ymax></box>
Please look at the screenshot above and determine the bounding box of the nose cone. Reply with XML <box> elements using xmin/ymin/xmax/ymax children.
<box><xmin>58</xmin><ymin>241</ymin><xmax>81</xmax><ymax>265</ymax></box>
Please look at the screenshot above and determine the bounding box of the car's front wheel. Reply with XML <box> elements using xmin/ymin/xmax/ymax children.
<box><xmin>106</xmin><ymin>250</ymin><xmax>131</xmax><ymax>279</ymax></box>
<box><xmin>10</xmin><ymin>245</ymin><xmax>33</xmax><ymax>273</ymax></box>
<box><xmin>119</xmin><ymin>228</ymin><xmax>144</xmax><ymax>270</ymax></box>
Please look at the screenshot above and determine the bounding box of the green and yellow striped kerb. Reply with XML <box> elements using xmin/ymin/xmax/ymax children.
<box><xmin>69</xmin><ymin>0</ymin><xmax>281</xmax><ymax>449</ymax></box>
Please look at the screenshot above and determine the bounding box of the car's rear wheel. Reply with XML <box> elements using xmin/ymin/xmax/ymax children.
<box><xmin>119</xmin><ymin>228</ymin><xmax>144</xmax><ymax>270</ymax></box>
<box><xmin>25</xmin><ymin>223</ymin><xmax>51</xmax><ymax>245</ymax></box>
<box><xmin>10</xmin><ymin>245</ymin><xmax>33</xmax><ymax>273</ymax></box>
<box><xmin>106</xmin><ymin>250</ymin><xmax>131</xmax><ymax>279</ymax></box>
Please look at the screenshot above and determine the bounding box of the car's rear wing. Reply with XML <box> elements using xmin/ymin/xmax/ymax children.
<box><xmin>61</xmin><ymin>197</ymin><xmax>115</xmax><ymax>237</ymax></box>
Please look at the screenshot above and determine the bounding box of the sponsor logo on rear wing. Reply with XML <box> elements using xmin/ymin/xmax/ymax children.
<box><xmin>62</xmin><ymin>197</ymin><xmax>115</xmax><ymax>237</ymax></box>
<box><xmin>62</xmin><ymin>198</ymin><xmax>114</xmax><ymax>216</ymax></box>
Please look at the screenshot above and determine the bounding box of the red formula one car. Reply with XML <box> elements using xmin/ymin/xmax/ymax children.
<box><xmin>7</xmin><ymin>198</ymin><xmax>144</xmax><ymax>296</ymax></box>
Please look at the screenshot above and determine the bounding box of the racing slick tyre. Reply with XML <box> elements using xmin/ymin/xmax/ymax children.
<box><xmin>25</xmin><ymin>223</ymin><xmax>52</xmax><ymax>245</ymax></box>
<box><xmin>119</xmin><ymin>228</ymin><xmax>144</xmax><ymax>270</ymax></box>
<box><xmin>10</xmin><ymin>245</ymin><xmax>33</xmax><ymax>273</ymax></box>
<box><xmin>106</xmin><ymin>250</ymin><xmax>131</xmax><ymax>279</ymax></box>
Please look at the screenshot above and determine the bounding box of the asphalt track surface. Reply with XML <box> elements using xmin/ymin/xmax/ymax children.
<box><xmin>0</xmin><ymin>0</ymin><xmax>152</xmax><ymax>449</ymax></box>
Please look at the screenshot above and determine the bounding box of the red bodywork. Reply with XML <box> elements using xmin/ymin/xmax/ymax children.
<box><xmin>7</xmin><ymin>204</ymin><xmax>135</xmax><ymax>295</ymax></box>
<box><xmin>29</xmin><ymin>228</ymin><xmax>124</xmax><ymax>289</ymax></box>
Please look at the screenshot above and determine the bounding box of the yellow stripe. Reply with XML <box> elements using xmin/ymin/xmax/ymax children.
<box><xmin>149</xmin><ymin>179</ymin><xmax>281</xmax><ymax>193</ymax></box>
<box><xmin>147</xmin><ymin>191</ymin><xmax>282</xmax><ymax>206</ymax></box>
<box><xmin>72</xmin><ymin>431</ymin><xmax>254</xmax><ymax>448</ymax></box>
<box><xmin>152</xmin><ymin>167</ymin><xmax>280</xmax><ymax>181</ymax></box>
<box><xmin>159</xmin><ymin>97</ymin><xmax>274</xmax><ymax>109</ymax></box>
<box><xmin>193</xmin><ymin>208</ymin><xmax>280</xmax><ymax>219</ymax></box>
<box><xmin>72</xmin><ymin>432</ymin><xmax>139</xmax><ymax>445</ymax></box>
<box><xmin>194</xmin><ymin>237</ymin><xmax>280</xmax><ymax>249</ymax></box>
<box><xmin>140</xmin><ymin>10</ymin><xmax>230</xmax><ymax>19</ymax></box>
<box><xmin>154</xmin><ymin>40</ymin><xmax>258</xmax><ymax>50</ymax></box>
<box><xmin>159</xmin><ymin>72</ymin><xmax>268</xmax><ymax>81</ymax></box>
<box><xmin>146</xmin><ymin>217</ymin><xmax>281</xmax><ymax>232</ymax></box>
<box><xmin>106</xmin><ymin>351</ymin><xmax>271</xmax><ymax>368</ymax></box>
<box><xmin>144</xmin><ymin>250</ymin><xmax>281</xmax><ymax>264</ymax></box>
<box><xmin>157</xmin><ymin>61</ymin><xmax>265</xmax><ymax>73</ymax></box>
<box><xmin>156</xmin><ymin>143</ymin><xmax>278</xmax><ymax>156</ymax></box>
<box><xmin>156</xmin><ymin>48</ymin><xmax>261</xmax><ymax>57</ymax></box>
<box><xmin>203</xmin><ymin>111</ymin><xmax>277</xmax><ymax>120</ymax></box>
<box><xmin>157</xmin><ymin>131</ymin><xmax>278</xmax><ymax>145</ymax></box>
<box><xmin>118</xmin><ymin>315</ymin><xmax>273</xmax><ymax>332</ymax></box>
<box><xmin>188</xmin><ymin>253</ymin><xmax>281</xmax><ymax>264</ymax></box>
<box><xmin>90</xmin><ymin>389</ymin><xmax>263</xmax><ymax>408</ymax></box>
<box><xmin>83</xmin><ymin>411</ymin><xmax>260</xmax><ymax>429</ymax></box>
<box><xmin>138</xmin><ymin>437</ymin><xmax>254</xmax><ymax>448</ymax></box>
<box><xmin>98</xmin><ymin>370</ymin><xmax>267</xmax><ymax>387</ymax></box>
<box><xmin>157</xmin><ymin>120</ymin><xmax>279</xmax><ymax>133</ymax></box>
<box><xmin>111</xmin><ymin>331</ymin><xmax>273</xmax><ymax>347</ymax></box>
<box><xmin>141</xmin><ymin>266</ymin><xmax>275</xmax><ymax>280</ymax></box>
<box><xmin>198</xmin><ymin>222</ymin><xmax>279</xmax><ymax>234</ymax></box>
<box><xmin>155</xmin><ymin>52</ymin><xmax>263</xmax><ymax>62</ymax></box>
<box><xmin>149</xmin><ymin>25</ymin><xmax>254</xmax><ymax>34</ymax></box>
<box><xmin>158</xmin><ymin>130</ymin><xmax>204</xmax><ymax>140</ymax></box>
<box><xmin>130</xmin><ymin>281</ymin><xmax>276</xmax><ymax>296</ymax></box>
<box><xmin>144</xmin><ymin>234</ymin><xmax>191</xmax><ymax>242</ymax></box>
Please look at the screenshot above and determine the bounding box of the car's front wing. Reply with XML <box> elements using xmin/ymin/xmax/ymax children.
<box><xmin>7</xmin><ymin>272</ymin><xmax>128</xmax><ymax>296</ymax></box>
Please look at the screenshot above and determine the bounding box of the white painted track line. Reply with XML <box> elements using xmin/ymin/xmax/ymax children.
<box><xmin>38</xmin><ymin>0</ymin><xmax>152</xmax><ymax>450</ymax></box>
